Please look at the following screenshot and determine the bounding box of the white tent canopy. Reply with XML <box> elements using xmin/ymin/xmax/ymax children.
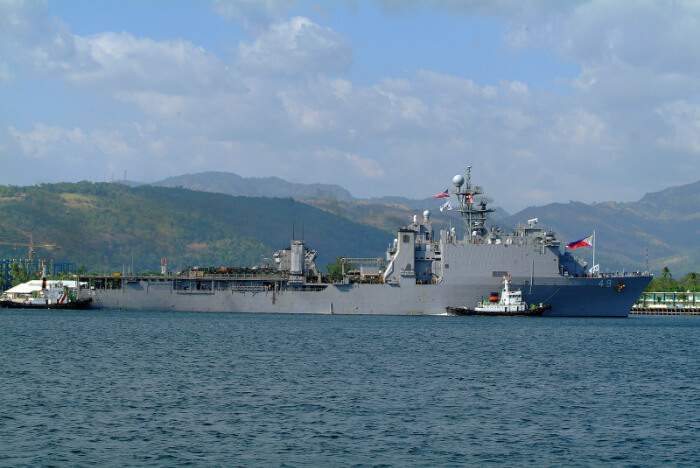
<box><xmin>4</xmin><ymin>280</ymin><xmax>79</xmax><ymax>295</ymax></box>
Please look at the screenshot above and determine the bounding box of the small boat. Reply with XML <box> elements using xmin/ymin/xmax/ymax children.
<box><xmin>0</xmin><ymin>278</ymin><xmax>92</xmax><ymax>310</ymax></box>
<box><xmin>447</xmin><ymin>276</ymin><xmax>550</xmax><ymax>316</ymax></box>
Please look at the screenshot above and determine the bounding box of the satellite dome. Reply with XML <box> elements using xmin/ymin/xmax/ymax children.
<box><xmin>452</xmin><ymin>174</ymin><xmax>465</xmax><ymax>187</ymax></box>
<box><xmin>423</xmin><ymin>210</ymin><xmax>430</xmax><ymax>219</ymax></box>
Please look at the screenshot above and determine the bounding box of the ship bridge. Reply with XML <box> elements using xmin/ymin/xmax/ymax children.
<box><xmin>383</xmin><ymin>210</ymin><xmax>442</xmax><ymax>285</ymax></box>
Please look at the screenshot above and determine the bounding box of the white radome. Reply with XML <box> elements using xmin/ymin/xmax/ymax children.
<box><xmin>452</xmin><ymin>174</ymin><xmax>464</xmax><ymax>187</ymax></box>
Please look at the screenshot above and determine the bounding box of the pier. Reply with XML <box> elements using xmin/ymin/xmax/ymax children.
<box><xmin>631</xmin><ymin>291</ymin><xmax>699</xmax><ymax>315</ymax></box>
<box><xmin>631</xmin><ymin>307</ymin><xmax>700</xmax><ymax>315</ymax></box>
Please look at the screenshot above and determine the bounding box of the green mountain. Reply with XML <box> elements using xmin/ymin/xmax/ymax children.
<box><xmin>0</xmin><ymin>183</ymin><xmax>394</xmax><ymax>274</ymax></box>
<box><xmin>155</xmin><ymin>171</ymin><xmax>355</xmax><ymax>202</ymax></box>
<box><xmin>502</xmin><ymin>181</ymin><xmax>700</xmax><ymax>275</ymax></box>
<box><xmin>288</xmin><ymin>181</ymin><xmax>699</xmax><ymax>276</ymax></box>
<box><xmin>151</xmin><ymin>171</ymin><xmax>511</xmax><ymax>225</ymax></box>
<box><xmin>1</xmin><ymin>176</ymin><xmax>696</xmax><ymax>280</ymax></box>
<box><xmin>299</xmin><ymin>198</ymin><xmax>462</xmax><ymax>235</ymax></box>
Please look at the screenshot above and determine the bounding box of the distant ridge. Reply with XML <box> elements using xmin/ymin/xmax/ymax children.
<box><xmin>149</xmin><ymin>171</ymin><xmax>698</xmax><ymax>274</ymax></box>
<box><xmin>154</xmin><ymin>171</ymin><xmax>355</xmax><ymax>202</ymax></box>
<box><xmin>0</xmin><ymin>182</ymin><xmax>393</xmax><ymax>274</ymax></box>
<box><xmin>150</xmin><ymin>171</ymin><xmax>511</xmax><ymax>231</ymax></box>
<box><xmin>3</xmin><ymin>173</ymin><xmax>693</xmax><ymax>276</ymax></box>
<box><xmin>504</xmin><ymin>181</ymin><xmax>700</xmax><ymax>274</ymax></box>
<box><xmin>153</xmin><ymin>171</ymin><xmax>509</xmax><ymax>215</ymax></box>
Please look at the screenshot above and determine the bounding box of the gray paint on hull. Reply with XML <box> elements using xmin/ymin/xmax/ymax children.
<box><xmin>86</xmin><ymin>274</ymin><xmax>650</xmax><ymax>317</ymax></box>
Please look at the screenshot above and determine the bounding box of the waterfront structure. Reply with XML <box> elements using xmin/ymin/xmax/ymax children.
<box><xmin>631</xmin><ymin>291</ymin><xmax>699</xmax><ymax>315</ymax></box>
<box><xmin>0</xmin><ymin>258</ymin><xmax>76</xmax><ymax>291</ymax></box>
<box><xmin>634</xmin><ymin>291</ymin><xmax>698</xmax><ymax>308</ymax></box>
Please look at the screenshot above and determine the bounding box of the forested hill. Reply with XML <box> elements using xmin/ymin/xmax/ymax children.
<box><xmin>0</xmin><ymin>183</ymin><xmax>394</xmax><ymax>273</ymax></box>
<box><xmin>1</xmin><ymin>179</ymin><xmax>696</xmax><ymax>276</ymax></box>
<box><xmin>154</xmin><ymin>172</ymin><xmax>355</xmax><ymax>202</ymax></box>
<box><xmin>503</xmin><ymin>181</ymin><xmax>700</xmax><ymax>275</ymax></box>
<box><xmin>150</xmin><ymin>171</ymin><xmax>511</xmax><ymax>219</ymax></box>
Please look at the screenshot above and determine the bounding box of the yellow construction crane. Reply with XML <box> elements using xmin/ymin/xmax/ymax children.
<box><xmin>0</xmin><ymin>234</ymin><xmax>59</xmax><ymax>261</ymax></box>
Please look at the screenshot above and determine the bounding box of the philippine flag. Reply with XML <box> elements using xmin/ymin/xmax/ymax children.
<box><xmin>567</xmin><ymin>235</ymin><xmax>593</xmax><ymax>249</ymax></box>
<box><xmin>434</xmin><ymin>189</ymin><xmax>449</xmax><ymax>199</ymax></box>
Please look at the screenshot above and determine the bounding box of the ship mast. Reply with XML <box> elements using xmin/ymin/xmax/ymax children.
<box><xmin>453</xmin><ymin>166</ymin><xmax>494</xmax><ymax>244</ymax></box>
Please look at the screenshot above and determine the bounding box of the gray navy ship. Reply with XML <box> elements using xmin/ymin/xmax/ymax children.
<box><xmin>78</xmin><ymin>166</ymin><xmax>652</xmax><ymax>316</ymax></box>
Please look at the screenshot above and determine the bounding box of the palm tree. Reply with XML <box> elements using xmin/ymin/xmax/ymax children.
<box><xmin>661</xmin><ymin>266</ymin><xmax>671</xmax><ymax>278</ymax></box>
<box><xmin>10</xmin><ymin>263</ymin><xmax>30</xmax><ymax>287</ymax></box>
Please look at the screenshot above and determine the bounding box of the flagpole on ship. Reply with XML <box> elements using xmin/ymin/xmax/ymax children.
<box><xmin>593</xmin><ymin>229</ymin><xmax>596</xmax><ymax>276</ymax></box>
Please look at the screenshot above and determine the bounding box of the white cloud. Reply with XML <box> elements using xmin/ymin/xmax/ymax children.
<box><xmin>89</xmin><ymin>129</ymin><xmax>133</xmax><ymax>158</ymax></box>
<box><xmin>559</xmin><ymin>1</ymin><xmax>700</xmax><ymax>74</ymax></box>
<box><xmin>1</xmin><ymin>0</ymin><xmax>698</xmax><ymax>210</ymax></box>
<box><xmin>375</xmin><ymin>0</ymin><xmax>582</xmax><ymax>18</ymax></box>
<box><xmin>503</xmin><ymin>80</ymin><xmax>530</xmax><ymax>99</ymax></box>
<box><xmin>405</xmin><ymin>70</ymin><xmax>496</xmax><ymax>101</ymax></box>
<box><xmin>278</xmin><ymin>92</ymin><xmax>336</xmax><ymax>131</ymax></box>
<box><xmin>0</xmin><ymin>2</ymin><xmax>239</xmax><ymax>96</ymax></box>
<box><xmin>7</xmin><ymin>121</ymin><xmax>175</xmax><ymax>167</ymax></box>
<box><xmin>9</xmin><ymin>124</ymin><xmax>87</xmax><ymax>159</ymax></box>
<box><xmin>0</xmin><ymin>0</ymin><xmax>98</xmax><ymax>75</ymax></box>
<box><xmin>72</xmin><ymin>33</ymin><xmax>237</xmax><ymax>95</ymax></box>
<box><xmin>211</xmin><ymin>0</ymin><xmax>296</xmax><ymax>33</ymax></box>
<box><xmin>114</xmin><ymin>92</ymin><xmax>189</xmax><ymax>121</ymax></box>
<box><xmin>0</xmin><ymin>61</ymin><xmax>15</xmax><ymax>83</ymax></box>
<box><xmin>655</xmin><ymin>101</ymin><xmax>700</xmax><ymax>154</ymax></box>
<box><xmin>345</xmin><ymin>153</ymin><xmax>385</xmax><ymax>179</ymax></box>
<box><xmin>552</xmin><ymin>2</ymin><xmax>700</xmax><ymax>110</ymax></box>
<box><xmin>550</xmin><ymin>108</ymin><xmax>606</xmax><ymax>150</ymax></box>
<box><xmin>502</xmin><ymin>22</ymin><xmax>531</xmax><ymax>52</ymax></box>
<box><xmin>237</xmin><ymin>17</ymin><xmax>352</xmax><ymax>76</ymax></box>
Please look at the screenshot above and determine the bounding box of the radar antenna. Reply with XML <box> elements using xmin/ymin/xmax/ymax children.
<box><xmin>452</xmin><ymin>165</ymin><xmax>494</xmax><ymax>243</ymax></box>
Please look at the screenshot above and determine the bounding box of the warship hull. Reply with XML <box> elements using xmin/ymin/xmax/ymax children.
<box><xmin>82</xmin><ymin>274</ymin><xmax>650</xmax><ymax>317</ymax></box>
<box><xmin>77</xmin><ymin>166</ymin><xmax>653</xmax><ymax>317</ymax></box>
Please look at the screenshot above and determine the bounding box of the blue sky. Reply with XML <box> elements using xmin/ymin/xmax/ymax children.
<box><xmin>1</xmin><ymin>0</ymin><xmax>698</xmax><ymax>211</ymax></box>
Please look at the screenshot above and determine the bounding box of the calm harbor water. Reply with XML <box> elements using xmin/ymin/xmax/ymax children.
<box><xmin>1</xmin><ymin>310</ymin><xmax>698</xmax><ymax>466</ymax></box>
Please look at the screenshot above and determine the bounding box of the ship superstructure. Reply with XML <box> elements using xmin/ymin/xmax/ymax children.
<box><xmin>78</xmin><ymin>166</ymin><xmax>652</xmax><ymax>316</ymax></box>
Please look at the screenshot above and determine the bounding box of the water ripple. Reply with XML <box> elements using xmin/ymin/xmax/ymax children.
<box><xmin>1</xmin><ymin>311</ymin><xmax>698</xmax><ymax>466</ymax></box>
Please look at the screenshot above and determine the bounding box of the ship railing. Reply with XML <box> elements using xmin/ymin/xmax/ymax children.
<box><xmin>78</xmin><ymin>273</ymin><xmax>290</xmax><ymax>282</ymax></box>
<box><xmin>176</xmin><ymin>274</ymin><xmax>289</xmax><ymax>281</ymax></box>
<box><xmin>341</xmin><ymin>257</ymin><xmax>386</xmax><ymax>266</ymax></box>
<box><xmin>287</xmin><ymin>275</ymin><xmax>305</xmax><ymax>284</ymax></box>
<box><xmin>230</xmin><ymin>285</ymin><xmax>267</xmax><ymax>292</ymax></box>
<box><xmin>560</xmin><ymin>270</ymin><xmax>651</xmax><ymax>278</ymax></box>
